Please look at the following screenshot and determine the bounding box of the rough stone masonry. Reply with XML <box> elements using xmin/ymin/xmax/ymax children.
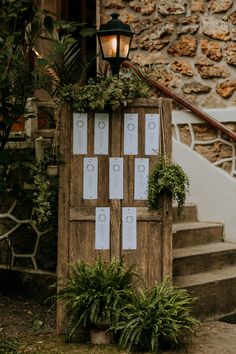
<box><xmin>100</xmin><ymin>0</ymin><xmax>236</xmax><ymax>109</ymax></box>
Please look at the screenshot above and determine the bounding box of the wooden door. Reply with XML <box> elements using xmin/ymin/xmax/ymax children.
<box><xmin>57</xmin><ymin>98</ymin><xmax>172</xmax><ymax>332</ymax></box>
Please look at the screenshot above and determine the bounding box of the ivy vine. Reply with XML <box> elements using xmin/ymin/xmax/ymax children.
<box><xmin>148</xmin><ymin>155</ymin><xmax>189</xmax><ymax>215</ymax></box>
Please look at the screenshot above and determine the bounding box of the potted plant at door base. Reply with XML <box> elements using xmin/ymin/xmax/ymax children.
<box><xmin>57</xmin><ymin>256</ymin><xmax>139</xmax><ymax>344</ymax></box>
<box><xmin>115</xmin><ymin>278</ymin><xmax>199</xmax><ymax>352</ymax></box>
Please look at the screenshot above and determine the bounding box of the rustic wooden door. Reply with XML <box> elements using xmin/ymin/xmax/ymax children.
<box><xmin>57</xmin><ymin>98</ymin><xmax>172</xmax><ymax>332</ymax></box>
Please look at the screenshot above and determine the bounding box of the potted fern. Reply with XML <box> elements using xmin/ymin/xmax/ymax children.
<box><xmin>57</xmin><ymin>256</ymin><xmax>139</xmax><ymax>344</ymax></box>
<box><xmin>148</xmin><ymin>155</ymin><xmax>189</xmax><ymax>215</ymax></box>
<box><xmin>116</xmin><ymin>278</ymin><xmax>199</xmax><ymax>352</ymax></box>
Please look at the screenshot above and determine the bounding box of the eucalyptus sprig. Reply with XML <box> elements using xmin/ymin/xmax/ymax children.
<box><xmin>148</xmin><ymin>155</ymin><xmax>189</xmax><ymax>215</ymax></box>
<box><xmin>60</xmin><ymin>74</ymin><xmax>149</xmax><ymax>112</ymax></box>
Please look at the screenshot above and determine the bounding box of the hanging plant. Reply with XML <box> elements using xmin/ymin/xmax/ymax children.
<box><xmin>148</xmin><ymin>155</ymin><xmax>189</xmax><ymax>215</ymax></box>
<box><xmin>30</xmin><ymin>148</ymin><xmax>64</xmax><ymax>227</ymax></box>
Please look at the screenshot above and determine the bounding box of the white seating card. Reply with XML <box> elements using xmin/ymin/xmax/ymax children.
<box><xmin>109</xmin><ymin>157</ymin><xmax>123</xmax><ymax>199</ymax></box>
<box><xmin>83</xmin><ymin>157</ymin><xmax>98</xmax><ymax>199</ymax></box>
<box><xmin>145</xmin><ymin>113</ymin><xmax>159</xmax><ymax>155</ymax></box>
<box><xmin>134</xmin><ymin>158</ymin><xmax>149</xmax><ymax>200</ymax></box>
<box><xmin>122</xmin><ymin>207</ymin><xmax>137</xmax><ymax>250</ymax></box>
<box><xmin>94</xmin><ymin>113</ymin><xmax>109</xmax><ymax>155</ymax></box>
<box><xmin>124</xmin><ymin>113</ymin><xmax>138</xmax><ymax>155</ymax></box>
<box><xmin>73</xmin><ymin>113</ymin><xmax>87</xmax><ymax>154</ymax></box>
<box><xmin>95</xmin><ymin>207</ymin><xmax>110</xmax><ymax>249</ymax></box>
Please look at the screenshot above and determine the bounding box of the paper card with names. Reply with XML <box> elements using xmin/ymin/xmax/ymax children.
<box><xmin>134</xmin><ymin>158</ymin><xmax>149</xmax><ymax>200</ymax></box>
<box><xmin>83</xmin><ymin>157</ymin><xmax>98</xmax><ymax>199</ymax></box>
<box><xmin>122</xmin><ymin>207</ymin><xmax>137</xmax><ymax>250</ymax></box>
<box><xmin>145</xmin><ymin>113</ymin><xmax>160</xmax><ymax>155</ymax></box>
<box><xmin>109</xmin><ymin>158</ymin><xmax>123</xmax><ymax>199</ymax></box>
<box><xmin>94</xmin><ymin>113</ymin><xmax>109</xmax><ymax>155</ymax></box>
<box><xmin>73</xmin><ymin>113</ymin><xmax>87</xmax><ymax>154</ymax></box>
<box><xmin>95</xmin><ymin>207</ymin><xmax>110</xmax><ymax>249</ymax></box>
<box><xmin>124</xmin><ymin>113</ymin><xmax>138</xmax><ymax>155</ymax></box>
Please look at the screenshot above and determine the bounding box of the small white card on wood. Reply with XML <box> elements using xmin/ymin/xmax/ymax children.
<box><xmin>122</xmin><ymin>207</ymin><xmax>137</xmax><ymax>250</ymax></box>
<box><xmin>95</xmin><ymin>207</ymin><xmax>110</xmax><ymax>249</ymax></box>
<box><xmin>124</xmin><ymin>113</ymin><xmax>138</xmax><ymax>155</ymax></box>
<box><xmin>83</xmin><ymin>157</ymin><xmax>98</xmax><ymax>199</ymax></box>
<box><xmin>145</xmin><ymin>113</ymin><xmax>159</xmax><ymax>155</ymax></box>
<box><xmin>94</xmin><ymin>113</ymin><xmax>109</xmax><ymax>155</ymax></box>
<box><xmin>73</xmin><ymin>113</ymin><xmax>87</xmax><ymax>154</ymax></box>
<box><xmin>109</xmin><ymin>157</ymin><xmax>123</xmax><ymax>199</ymax></box>
<box><xmin>134</xmin><ymin>158</ymin><xmax>149</xmax><ymax>200</ymax></box>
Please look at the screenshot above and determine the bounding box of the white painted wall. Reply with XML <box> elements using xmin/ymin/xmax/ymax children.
<box><xmin>173</xmin><ymin>136</ymin><xmax>236</xmax><ymax>243</ymax></box>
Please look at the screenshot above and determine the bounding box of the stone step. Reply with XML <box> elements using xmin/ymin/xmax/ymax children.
<box><xmin>173</xmin><ymin>221</ymin><xmax>223</xmax><ymax>249</ymax></box>
<box><xmin>173</xmin><ymin>203</ymin><xmax>197</xmax><ymax>224</ymax></box>
<box><xmin>173</xmin><ymin>242</ymin><xmax>236</xmax><ymax>276</ymax></box>
<box><xmin>173</xmin><ymin>265</ymin><xmax>236</xmax><ymax>320</ymax></box>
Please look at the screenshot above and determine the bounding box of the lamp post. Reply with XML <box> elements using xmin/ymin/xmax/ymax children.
<box><xmin>97</xmin><ymin>13</ymin><xmax>133</xmax><ymax>75</ymax></box>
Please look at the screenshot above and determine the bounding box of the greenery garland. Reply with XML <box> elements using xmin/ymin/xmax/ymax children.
<box><xmin>60</xmin><ymin>74</ymin><xmax>149</xmax><ymax>112</ymax></box>
<box><xmin>148</xmin><ymin>155</ymin><xmax>189</xmax><ymax>215</ymax></box>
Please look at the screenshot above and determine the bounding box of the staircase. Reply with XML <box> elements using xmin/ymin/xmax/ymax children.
<box><xmin>173</xmin><ymin>204</ymin><xmax>236</xmax><ymax>321</ymax></box>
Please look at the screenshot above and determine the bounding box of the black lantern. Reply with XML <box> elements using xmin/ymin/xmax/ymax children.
<box><xmin>97</xmin><ymin>13</ymin><xmax>133</xmax><ymax>75</ymax></box>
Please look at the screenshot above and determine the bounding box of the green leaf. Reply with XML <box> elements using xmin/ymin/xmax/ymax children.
<box><xmin>80</xmin><ymin>28</ymin><xmax>96</xmax><ymax>37</ymax></box>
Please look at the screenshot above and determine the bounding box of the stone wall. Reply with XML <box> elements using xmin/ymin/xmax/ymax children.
<box><xmin>173</xmin><ymin>119</ymin><xmax>236</xmax><ymax>177</ymax></box>
<box><xmin>100</xmin><ymin>0</ymin><xmax>236</xmax><ymax>108</ymax></box>
<box><xmin>0</xmin><ymin>195</ymin><xmax>57</xmax><ymax>275</ymax></box>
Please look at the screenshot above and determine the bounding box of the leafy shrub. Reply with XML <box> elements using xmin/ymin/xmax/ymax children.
<box><xmin>148</xmin><ymin>155</ymin><xmax>189</xmax><ymax>215</ymax></box>
<box><xmin>116</xmin><ymin>278</ymin><xmax>199</xmax><ymax>352</ymax></box>
<box><xmin>60</xmin><ymin>74</ymin><xmax>149</xmax><ymax>112</ymax></box>
<box><xmin>57</xmin><ymin>256</ymin><xmax>139</xmax><ymax>341</ymax></box>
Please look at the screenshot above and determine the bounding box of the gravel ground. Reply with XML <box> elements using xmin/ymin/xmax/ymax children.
<box><xmin>0</xmin><ymin>295</ymin><xmax>236</xmax><ymax>354</ymax></box>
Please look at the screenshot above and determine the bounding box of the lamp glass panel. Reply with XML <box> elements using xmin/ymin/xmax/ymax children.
<box><xmin>119</xmin><ymin>35</ymin><xmax>131</xmax><ymax>58</ymax></box>
<box><xmin>100</xmin><ymin>35</ymin><xmax>118</xmax><ymax>58</ymax></box>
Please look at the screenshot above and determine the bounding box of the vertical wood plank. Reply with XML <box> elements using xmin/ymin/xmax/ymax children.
<box><xmin>70</xmin><ymin>155</ymin><xmax>83</xmax><ymax>207</ymax></box>
<box><xmin>98</xmin><ymin>156</ymin><xmax>109</xmax><ymax>205</ymax></box>
<box><xmin>84</xmin><ymin>113</ymin><xmax>97</xmax><ymax>207</ymax></box>
<box><xmin>57</xmin><ymin>104</ymin><xmax>71</xmax><ymax>334</ymax></box>
<box><xmin>110</xmin><ymin>109</ymin><xmax>122</xmax><ymax>260</ymax></box>
<box><xmin>148</xmin><ymin>222</ymin><xmax>162</xmax><ymax>286</ymax></box>
<box><xmin>160</xmin><ymin>98</ymin><xmax>173</xmax><ymax>281</ymax></box>
<box><xmin>110</xmin><ymin>199</ymin><xmax>121</xmax><ymax>261</ymax></box>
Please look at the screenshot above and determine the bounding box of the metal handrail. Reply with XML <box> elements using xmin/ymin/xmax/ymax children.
<box><xmin>123</xmin><ymin>60</ymin><xmax>236</xmax><ymax>142</ymax></box>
